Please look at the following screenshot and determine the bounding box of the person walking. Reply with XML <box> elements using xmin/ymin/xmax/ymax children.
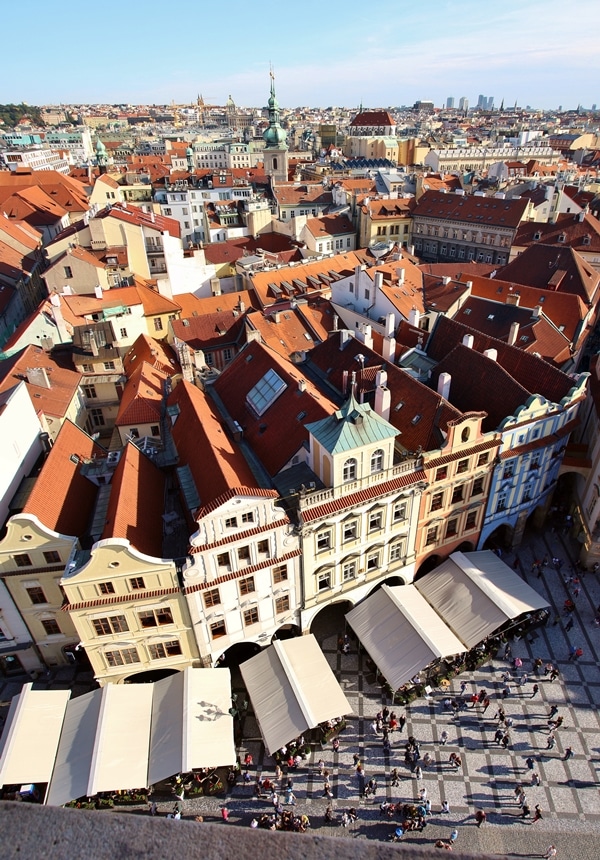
<box><xmin>563</xmin><ymin>746</ymin><xmax>574</xmax><ymax>761</ymax></box>
<box><xmin>531</xmin><ymin>772</ymin><xmax>541</xmax><ymax>787</ymax></box>
<box><xmin>481</xmin><ymin>696</ymin><xmax>491</xmax><ymax>714</ymax></box>
<box><xmin>441</xmin><ymin>800</ymin><xmax>450</xmax><ymax>814</ymax></box>
<box><xmin>546</xmin><ymin>732</ymin><xmax>555</xmax><ymax>750</ymax></box>
<box><xmin>525</xmin><ymin>756</ymin><xmax>535</xmax><ymax>771</ymax></box>
<box><xmin>533</xmin><ymin>804</ymin><xmax>543</xmax><ymax>822</ymax></box>
<box><xmin>565</xmin><ymin>617</ymin><xmax>574</xmax><ymax>632</ymax></box>
<box><xmin>398</xmin><ymin>713</ymin><xmax>407</xmax><ymax>733</ymax></box>
<box><xmin>449</xmin><ymin>828</ymin><xmax>458</xmax><ymax>844</ymax></box>
<box><xmin>475</xmin><ymin>809</ymin><xmax>487</xmax><ymax>828</ymax></box>
<box><xmin>440</xmin><ymin>730</ymin><xmax>449</xmax><ymax>746</ymax></box>
<box><xmin>543</xmin><ymin>846</ymin><xmax>557</xmax><ymax>858</ymax></box>
<box><xmin>531</xmin><ymin>683</ymin><xmax>539</xmax><ymax>698</ymax></box>
<box><xmin>548</xmin><ymin>704</ymin><xmax>559</xmax><ymax>720</ymax></box>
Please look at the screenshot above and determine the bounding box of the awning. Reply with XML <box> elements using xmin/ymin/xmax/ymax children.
<box><xmin>45</xmin><ymin>684</ymin><xmax>153</xmax><ymax>807</ymax></box>
<box><xmin>346</xmin><ymin>584</ymin><xmax>466</xmax><ymax>690</ymax></box>
<box><xmin>240</xmin><ymin>635</ymin><xmax>352</xmax><ymax>755</ymax></box>
<box><xmin>0</xmin><ymin>685</ymin><xmax>70</xmax><ymax>787</ymax></box>
<box><xmin>416</xmin><ymin>550</ymin><xmax>550</xmax><ymax>649</ymax></box>
<box><xmin>147</xmin><ymin>667</ymin><xmax>236</xmax><ymax>785</ymax></box>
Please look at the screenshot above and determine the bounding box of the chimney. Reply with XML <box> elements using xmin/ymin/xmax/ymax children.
<box><xmin>94</xmin><ymin>285</ymin><xmax>103</xmax><ymax>299</ymax></box>
<box><xmin>465</xmin><ymin>280</ymin><xmax>473</xmax><ymax>289</ymax></box>
<box><xmin>385</xmin><ymin>313</ymin><xmax>395</xmax><ymax>337</ymax></box>
<box><xmin>49</xmin><ymin>294</ymin><xmax>69</xmax><ymax>343</ymax></box>
<box><xmin>442</xmin><ymin>276</ymin><xmax>451</xmax><ymax>285</ymax></box>
<box><xmin>333</xmin><ymin>314</ymin><xmax>339</xmax><ymax>331</ymax></box>
<box><xmin>506</xmin><ymin>292</ymin><xmax>520</xmax><ymax>306</ymax></box>
<box><xmin>357</xmin><ymin>323</ymin><xmax>373</xmax><ymax>350</ymax></box>
<box><xmin>533</xmin><ymin>305</ymin><xmax>542</xmax><ymax>318</ymax></box>
<box><xmin>26</xmin><ymin>367</ymin><xmax>51</xmax><ymax>389</ymax></box>
<box><xmin>374</xmin><ymin>384</ymin><xmax>391</xmax><ymax>422</ymax></box>
<box><xmin>408</xmin><ymin>307</ymin><xmax>420</xmax><ymax>328</ymax></box>
<box><xmin>375</xmin><ymin>369</ymin><xmax>388</xmax><ymax>389</ymax></box>
<box><xmin>374</xmin><ymin>271</ymin><xmax>384</xmax><ymax>291</ymax></box>
<box><xmin>396</xmin><ymin>267</ymin><xmax>405</xmax><ymax>285</ymax></box>
<box><xmin>298</xmin><ymin>379</ymin><xmax>307</xmax><ymax>393</ymax></box>
<box><xmin>484</xmin><ymin>348</ymin><xmax>498</xmax><ymax>361</ymax></box>
<box><xmin>272</xmin><ymin>311</ymin><xmax>281</xmax><ymax>324</ymax></box>
<box><xmin>508</xmin><ymin>321</ymin><xmax>520</xmax><ymax>345</ymax></box>
<box><xmin>339</xmin><ymin>329</ymin><xmax>351</xmax><ymax>349</ymax></box>
<box><xmin>437</xmin><ymin>371</ymin><xmax>451</xmax><ymax>400</ymax></box>
<box><xmin>382</xmin><ymin>334</ymin><xmax>396</xmax><ymax>361</ymax></box>
<box><xmin>239</xmin><ymin>300</ymin><xmax>246</xmax><ymax>313</ymax></box>
<box><xmin>462</xmin><ymin>334</ymin><xmax>474</xmax><ymax>348</ymax></box>
<box><xmin>87</xmin><ymin>330</ymin><xmax>99</xmax><ymax>356</ymax></box>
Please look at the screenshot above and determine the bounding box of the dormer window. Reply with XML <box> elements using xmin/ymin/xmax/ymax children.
<box><xmin>582</xmin><ymin>235</ymin><xmax>591</xmax><ymax>246</ymax></box>
<box><xmin>557</xmin><ymin>233</ymin><xmax>566</xmax><ymax>243</ymax></box>
<box><xmin>533</xmin><ymin>231</ymin><xmax>542</xmax><ymax>241</ymax></box>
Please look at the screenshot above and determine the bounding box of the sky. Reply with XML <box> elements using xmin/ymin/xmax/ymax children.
<box><xmin>5</xmin><ymin>0</ymin><xmax>600</xmax><ymax>110</ymax></box>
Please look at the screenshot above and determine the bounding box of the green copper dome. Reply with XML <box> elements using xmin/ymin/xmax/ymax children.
<box><xmin>263</xmin><ymin>74</ymin><xmax>288</xmax><ymax>151</ymax></box>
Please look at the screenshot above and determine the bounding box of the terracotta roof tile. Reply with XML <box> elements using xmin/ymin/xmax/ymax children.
<box><xmin>0</xmin><ymin>344</ymin><xmax>81</xmax><ymax>421</ymax></box>
<box><xmin>123</xmin><ymin>334</ymin><xmax>180</xmax><ymax>377</ymax></box>
<box><xmin>413</xmin><ymin>190</ymin><xmax>529</xmax><ymax>228</ymax></box>
<box><xmin>116</xmin><ymin>361</ymin><xmax>167</xmax><ymax>427</ymax></box>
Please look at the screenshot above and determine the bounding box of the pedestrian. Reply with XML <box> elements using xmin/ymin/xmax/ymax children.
<box><xmin>495</xmin><ymin>705</ymin><xmax>505</xmax><ymax>722</ymax></box>
<box><xmin>441</xmin><ymin>800</ymin><xmax>450</xmax><ymax>814</ymax></box>
<box><xmin>521</xmin><ymin>802</ymin><xmax>531</xmax><ymax>818</ymax></box>
<box><xmin>460</xmin><ymin>680</ymin><xmax>467</xmax><ymax>695</ymax></box>
<box><xmin>414</xmin><ymin>765</ymin><xmax>423</xmax><ymax>780</ymax></box>
<box><xmin>568</xmin><ymin>644</ymin><xmax>577</xmax><ymax>661</ymax></box>
<box><xmin>520</xmin><ymin>673</ymin><xmax>529</xmax><ymax>686</ymax></box>
<box><xmin>475</xmin><ymin>809</ymin><xmax>486</xmax><ymax>828</ymax></box>
<box><xmin>565</xmin><ymin>617</ymin><xmax>574</xmax><ymax>632</ymax></box>
<box><xmin>531</xmin><ymin>683</ymin><xmax>539</xmax><ymax>698</ymax></box>
<box><xmin>553</xmin><ymin>716</ymin><xmax>564</xmax><ymax>730</ymax></box>
<box><xmin>533</xmin><ymin>658</ymin><xmax>543</xmax><ymax>675</ymax></box>
<box><xmin>531</xmin><ymin>772</ymin><xmax>540</xmax><ymax>786</ymax></box>
<box><xmin>149</xmin><ymin>801</ymin><xmax>158</xmax><ymax>816</ymax></box>
<box><xmin>543</xmin><ymin>846</ymin><xmax>557</xmax><ymax>858</ymax></box>
<box><xmin>574</xmin><ymin>647</ymin><xmax>583</xmax><ymax>660</ymax></box>
<box><xmin>470</xmin><ymin>693</ymin><xmax>479</xmax><ymax>708</ymax></box>
<box><xmin>563</xmin><ymin>746</ymin><xmax>574</xmax><ymax>760</ymax></box>
<box><xmin>221</xmin><ymin>807</ymin><xmax>229</xmax><ymax>822</ymax></box>
<box><xmin>502</xmin><ymin>732</ymin><xmax>510</xmax><ymax>749</ymax></box>
<box><xmin>546</xmin><ymin>733</ymin><xmax>555</xmax><ymax>750</ymax></box>
<box><xmin>391</xmin><ymin>767</ymin><xmax>400</xmax><ymax>787</ymax></box>
<box><xmin>481</xmin><ymin>696</ymin><xmax>491</xmax><ymax>713</ymax></box>
<box><xmin>440</xmin><ymin>730</ymin><xmax>449</xmax><ymax>746</ymax></box>
<box><xmin>502</xmin><ymin>685</ymin><xmax>510</xmax><ymax>699</ymax></box>
<box><xmin>548</xmin><ymin>705</ymin><xmax>559</xmax><ymax>720</ymax></box>
<box><xmin>449</xmin><ymin>828</ymin><xmax>458</xmax><ymax>844</ymax></box>
<box><xmin>494</xmin><ymin>728</ymin><xmax>504</xmax><ymax>744</ymax></box>
<box><xmin>398</xmin><ymin>713</ymin><xmax>406</xmax><ymax>733</ymax></box>
<box><xmin>518</xmin><ymin>789</ymin><xmax>527</xmax><ymax>807</ymax></box>
<box><xmin>419</xmin><ymin>787</ymin><xmax>428</xmax><ymax>802</ymax></box>
<box><xmin>533</xmin><ymin>804</ymin><xmax>543</xmax><ymax>822</ymax></box>
<box><xmin>525</xmin><ymin>756</ymin><xmax>535</xmax><ymax>771</ymax></box>
<box><xmin>285</xmin><ymin>788</ymin><xmax>296</xmax><ymax>805</ymax></box>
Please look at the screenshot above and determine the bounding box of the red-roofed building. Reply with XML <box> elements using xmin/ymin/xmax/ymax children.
<box><xmin>61</xmin><ymin>442</ymin><xmax>200</xmax><ymax>685</ymax></box>
<box><xmin>115</xmin><ymin>361</ymin><xmax>168</xmax><ymax>445</ymax></box>
<box><xmin>509</xmin><ymin>214</ymin><xmax>600</xmax><ymax>274</ymax></box>
<box><xmin>0</xmin><ymin>420</ymin><xmax>105</xmax><ymax>667</ymax></box>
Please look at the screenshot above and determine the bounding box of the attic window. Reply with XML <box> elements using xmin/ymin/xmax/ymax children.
<box><xmin>533</xmin><ymin>231</ymin><xmax>542</xmax><ymax>241</ymax></box>
<box><xmin>297</xmin><ymin>410</ymin><xmax>307</xmax><ymax>420</ymax></box>
<box><xmin>520</xmin><ymin>335</ymin><xmax>529</xmax><ymax>342</ymax></box>
<box><xmin>394</xmin><ymin>401</ymin><xmax>404</xmax><ymax>411</ymax></box>
<box><xmin>487</xmin><ymin>314</ymin><xmax>494</xmax><ymax>320</ymax></box>
<box><xmin>463</xmin><ymin>308</ymin><xmax>471</xmax><ymax>315</ymax></box>
<box><xmin>411</xmin><ymin>414</ymin><xmax>422</xmax><ymax>425</ymax></box>
<box><xmin>246</xmin><ymin>368</ymin><xmax>287</xmax><ymax>416</ymax></box>
<box><xmin>245</xmin><ymin>354</ymin><xmax>254</xmax><ymax>362</ymax></box>
<box><xmin>558</xmin><ymin>233</ymin><xmax>566</xmax><ymax>243</ymax></box>
<box><xmin>538</xmin><ymin>296</ymin><xmax>545</xmax><ymax>302</ymax></box>
<box><xmin>582</xmin><ymin>235</ymin><xmax>591</xmax><ymax>246</ymax></box>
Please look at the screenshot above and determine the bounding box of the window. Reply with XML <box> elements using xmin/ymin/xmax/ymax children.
<box><xmin>90</xmin><ymin>408</ymin><xmax>105</xmax><ymax>427</ymax></box>
<box><xmin>25</xmin><ymin>586</ymin><xmax>46</xmax><ymax>605</ymax></box>
<box><xmin>243</xmin><ymin>606</ymin><xmax>259</xmax><ymax>626</ymax></box>
<box><xmin>239</xmin><ymin>576</ymin><xmax>255</xmax><ymax>596</ymax></box>
<box><xmin>14</xmin><ymin>553</ymin><xmax>32</xmax><ymax>567</ymax></box>
<box><xmin>366</xmin><ymin>551</ymin><xmax>379</xmax><ymax>572</ymax></box>
<box><xmin>82</xmin><ymin>364</ymin><xmax>94</xmax><ymax>372</ymax></box>
<box><xmin>138</xmin><ymin>608</ymin><xmax>173</xmax><ymax>628</ymax></box>
<box><xmin>210</xmin><ymin>620</ymin><xmax>227</xmax><ymax>639</ymax></box>
<box><xmin>238</xmin><ymin>545</ymin><xmax>250</xmax><ymax>562</ymax></box>
<box><xmin>151</xmin><ymin>425</ymin><xmax>160</xmax><ymax>436</ymax></box>
<box><xmin>241</xmin><ymin>512</ymin><xmax>254</xmax><ymax>524</ymax></box>
<box><xmin>92</xmin><ymin>615</ymin><xmax>129</xmax><ymax>636</ymax></box>
<box><xmin>317</xmin><ymin>531</ymin><xmax>331</xmax><ymax>552</ymax></box>
<box><xmin>257</xmin><ymin>539</ymin><xmax>269</xmax><ymax>555</ymax></box>
<box><xmin>246</xmin><ymin>368</ymin><xmax>286</xmax><ymax>416</ymax></box>
<box><xmin>457</xmin><ymin>458</ymin><xmax>469</xmax><ymax>474</ymax></box>
<box><xmin>130</xmin><ymin>577</ymin><xmax>145</xmax><ymax>590</ymax></box>
<box><xmin>149</xmin><ymin>640</ymin><xmax>182</xmax><ymax>659</ymax></box>
<box><xmin>153</xmin><ymin>317</ymin><xmax>163</xmax><ymax>332</ymax></box>
<box><xmin>343</xmin><ymin>520</ymin><xmax>358</xmax><ymax>542</ymax></box>
<box><xmin>41</xmin><ymin>619</ymin><xmax>61</xmax><ymax>636</ymax></box>
<box><xmin>465</xmin><ymin>511</ymin><xmax>478</xmax><ymax>530</ymax></box>
<box><xmin>83</xmin><ymin>385</ymin><xmax>97</xmax><ymax>399</ymax></box>
<box><xmin>370</xmin><ymin>449</ymin><xmax>384</xmax><ymax>473</ymax></box>
<box><xmin>445</xmin><ymin>518</ymin><xmax>458</xmax><ymax>538</ymax></box>
<box><xmin>389</xmin><ymin>542</ymin><xmax>404</xmax><ymax>562</ymax></box>
<box><xmin>477</xmin><ymin>452</ymin><xmax>489</xmax><ymax>467</ymax></box>
<box><xmin>368</xmin><ymin>511</ymin><xmax>383</xmax><ymax>532</ymax></box>
<box><xmin>530</xmin><ymin>454</ymin><xmax>541</xmax><ymax>470</ymax></box>
<box><xmin>472</xmin><ymin>477</ymin><xmax>484</xmax><ymax>496</ymax></box>
<box><xmin>523</xmin><ymin>486</ymin><xmax>533</xmax><ymax>502</ymax></box>
<box><xmin>99</xmin><ymin>581</ymin><xmax>115</xmax><ymax>595</ymax></box>
<box><xmin>42</xmin><ymin>550</ymin><xmax>61</xmax><ymax>564</ymax></box>
<box><xmin>364</xmin><ymin>289</ymin><xmax>370</xmax><ymax>301</ymax></box>
<box><xmin>496</xmin><ymin>492</ymin><xmax>507</xmax><ymax>513</ymax></box>
<box><xmin>430</xmin><ymin>493</ymin><xmax>443</xmax><ymax>512</ymax></box>
<box><xmin>425</xmin><ymin>527</ymin><xmax>438</xmax><ymax>546</ymax></box>
<box><xmin>223</xmin><ymin>348</ymin><xmax>233</xmax><ymax>362</ymax></box>
<box><xmin>120</xmin><ymin>328</ymin><xmax>128</xmax><ymax>339</ymax></box>
<box><xmin>451</xmin><ymin>486</ymin><xmax>464</xmax><ymax>504</ymax></box>
<box><xmin>393</xmin><ymin>502</ymin><xmax>407</xmax><ymax>523</ymax></box>
<box><xmin>342</xmin><ymin>458</ymin><xmax>357</xmax><ymax>482</ymax></box>
<box><xmin>273</xmin><ymin>564</ymin><xmax>287</xmax><ymax>583</ymax></box>
<box><xmin>217</xmin><ymin>552</ymin><xmax>230</xmax><ymax>569</ymax></box>
<box><xmin>436</xmin><ymin>467</ymin><xmax>448</xmax><ymax>481</ymax></box>
<box><xmin>204</xmin><ymin>588</ymin><xmax>221</xmax><ymax>608</ymax></box>
<box><xmin>106</xmin><ymin>648</ymin><xmax>140</xmax><ymax>667</ymax></box>
<box><xmin>317</xmin><ymin>570</ymin><xmax>331</xmax><ymax>591</ymax></box>
<box><xmin>103</xmin><ymin>361</ymin><xmax>116</xmax><ymax>370</ymax></box>
<box><xmin>275</xmin><ymin>595</ymin><xmax>290</xmax><ymax>614</ymax></box>
<box><xmin>342</xmin><ymin>560</ymin><xmax>356</xmax><ymax>581</ymax></box>
<box><xmin>503</xmin><ymin>462</ymin><xmax>515</xmax><ymax>479</ymax></box>
<box><xmin>64</xmin><ymin>266</ymin><xmax>73</xmax><ymax>279</ymax></box>
<box><xmin>225</xmin><ymin>517</ymin><xmax>237</xmax><ymax>528</ymax></box>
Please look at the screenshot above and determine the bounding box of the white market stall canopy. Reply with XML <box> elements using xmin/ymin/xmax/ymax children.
<box><xmin>240</xmin><ymin>635</ymin><xmax>352</xmax><ymax>755</ymax></box>
<box><xmin>346</xmin><ymin>584</ymin><xmax>466</xmax><ymax>690</ymax></box>
<box><xmin>416</xmin><ymin>550</ymin><xmax>550</xmax><ymax>649</ymax></box>
<box><xmin>0</xmin><ymin>685</ymin><xmax>70</xmax><ymax>787</ymax></box>
<box><xmin>147</xmin><ymin>666</ymin><xmax>236</xmax><ymax>785</ymax></box>
<box><xmin>46</xmin><ymin>683</ymin><xmax>153</xmax><ymax>807</ymax></box>
<box><xmin>0</xmin><ymin>668</ymin><xmax>236</xmax><ymax>807</ymax></box>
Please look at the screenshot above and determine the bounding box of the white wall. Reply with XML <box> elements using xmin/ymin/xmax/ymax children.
<box><xmin>0</xmin><ymin>382</ymin><xmax>45</xmax><ymax>526</ymax></box>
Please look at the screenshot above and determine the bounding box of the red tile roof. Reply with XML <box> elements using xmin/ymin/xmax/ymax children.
<box><xmin>116</xmin><ymin>361</ymin><xmax>167</xmax><ymax>427</ymax></box>
<box><xmin>123</xmin><ymin>334</ymin><xmax>180</xmax><ymax>378</ymax></box>
<box><xmin>305</xmin><ymin>214</ymin><xmax>355</xmax><ymax>237</ymax></box>
<box><xmin>171</xmin><ymin>307</ymin><xmax>246</xmax><ymax>351</ymax></box>
<box><xmin>168</xmin><ymin>381</ymin><xmax>260</xmax><ymax>508</ymax></box>
<box><xmin>95</xmin><ymin>203</ymin><xmax>180</xmax><ymax>239</ymax></box>
<box><xmin>301</xmin><ymin>471</ymin><xmax>427</xmax><ymax>523</ymax></box>
<box><xmin>413</xmin><ymin>190</ymin><xmax>529</xmax><ymax>228</ymax></box>
<box><xmin>101</xmin><ymin>442</ymin><xmax>166</xmax><ymax>557</ymax></box>
<box><xmin>349</xmin><ymin>110</ymin><xmax>395</xmax><ymax>128</ymax></box>
<box><xmin>0</xmin><ymin>344</ymin><xmax>81</xmax><ymax>421</ymax></box>
<box><xmin>496</xmin><ymin>243</ymin><xmax>600</xmax><ymax>305</ymax></box>
<box><xmin>23</xmin><ymin>419</ymin><xmax>104</xmax><ymax>536</ymax></box>
<box><xmin>213</xmin><ymin>341</ymin><xmax>338</xmax><ymax>476</ymax></box>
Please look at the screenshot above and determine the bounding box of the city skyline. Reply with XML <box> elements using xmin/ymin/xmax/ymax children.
<box><xmin>4</xmin><ymin>0</ymin><xmax>599</xmax><ymax>111</ymax></box>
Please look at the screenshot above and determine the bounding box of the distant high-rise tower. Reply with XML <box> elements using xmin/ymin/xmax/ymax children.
<box><xmin>477</xmin><ymin>94</ymin><xmax>485</xmax><ymax>109</ymax></box>
<box><xmin>446</xmin><ymin>97</ymin><xmax>455</xmax><ymax>109</ymax></box>
<box><xmin>262</xmin><ymin>70</ymin><xmax>288</xmax><ymax>184</ymax></box>
<box><xmin>486</xmin><ymin>96</ymin><xmax>494</xmax><ymax>110</ymax></box>
<box><xmin>459</xmin><ymin>96</ymin><xmax>469</xmax><ymax>111</ymax></box>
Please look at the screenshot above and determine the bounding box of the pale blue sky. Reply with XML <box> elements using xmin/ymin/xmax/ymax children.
<box><xmin>6</xmin><ymin>0</ymin><xmax>599</xmax><ymax>109</ymax></box>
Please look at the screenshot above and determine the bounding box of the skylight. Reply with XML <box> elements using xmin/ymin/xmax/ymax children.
<box><xmin>246</xmin><ymin>368</ymin><xmax>287</xmax><ymax>416</ymax></box>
